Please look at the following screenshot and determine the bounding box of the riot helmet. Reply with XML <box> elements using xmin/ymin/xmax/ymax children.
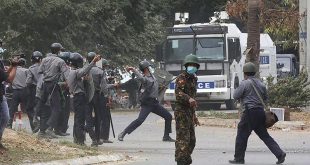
<box><xmin>87</xmin><ymin>52</ymin><xmax>96</xmax><ymax>63</ymax></box>
<box><xmin>69</xmin><ymin>52</ymin><xmax>84</xmax><ymax>68</ymax></box>
<box><xmin>139</xmin><ymin>60</ymin><xmax>151</xmax><ymax>72</ymax></box>
<box><xmin>50</xmin><ymin>43</ymin><xmax>64</xmax><ymax>54</ymax></box>
<box><xmin>18</xmin><ymin>58</ymin><xmax>27</xmax><ymax>66</ymax></box>
<box><xmin>31</xmin><ymin>51</ymin><xmax>43</xmax><ymax>63</ymax></box>
<box><xmin>59</xmin><ymin>52</ymin><xmax>71</xmax><ymax>65</ymax></box>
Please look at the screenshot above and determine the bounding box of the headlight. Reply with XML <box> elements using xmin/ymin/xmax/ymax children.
<box><xmin>215</xmin><ymin>80</ymin><xmax>226</xmax><ymax>88</ymax></box>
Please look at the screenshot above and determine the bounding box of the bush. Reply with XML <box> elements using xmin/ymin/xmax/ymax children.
<box><xmin>267</xmin><ymin>70</ymin><xmax>310</xmax><ymax>109</ymax></box>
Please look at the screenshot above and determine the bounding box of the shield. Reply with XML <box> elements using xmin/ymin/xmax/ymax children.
<box><xmin>84</xmin><ymin>74</ymin><xmax>95</xmax><ymax>103</ymax></box>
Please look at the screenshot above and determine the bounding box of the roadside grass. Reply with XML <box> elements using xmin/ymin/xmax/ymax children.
<box><xmin>197</xmin><ymin>111</ymin><xmax>239</xmax><ymax>119</ymax></box>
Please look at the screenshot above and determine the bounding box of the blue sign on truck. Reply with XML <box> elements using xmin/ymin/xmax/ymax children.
<box><xmin>170</xmin><ymin>82</ymin><xmax>215</xmax><ymax>89</ymax></box>
<box><xmin>260</xmin><ymin>56</ymin><xmax>270</xmax><ymax>64</ymax></box>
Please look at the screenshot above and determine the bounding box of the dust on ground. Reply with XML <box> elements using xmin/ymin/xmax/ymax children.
<box><xmin>0</xmin><ymin>129</ymin><xmax>100</xmax><ymax>165</ymax></box>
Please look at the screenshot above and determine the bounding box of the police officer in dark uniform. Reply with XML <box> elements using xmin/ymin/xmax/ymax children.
<box><xmin>99</xmin><ymin>59</ymin><xmax>115</xmax><ymax>144</ymax></box>
<box><xmin>55</xmin><ymin>51</ymin><xmax>71</xmax><ymax>136</ymax></box>
<box><xmin>38</xmin><ymin>43</ymin><xmax>69</xmax><ymax>138</ymax></box>
<box><xmin>87</xmin><ymin>52</ymin><xmax>105</xmax><ymax>145</ymax></box>
<box><xmin>26</xmin><ymin>51</ymin><xmax>43</xmax><ymax>133</ymax></box>
<box><xmin>67</xmin><ymin>53</ymin><xmax>101</xmax><ymax>146</ymax></box>
<box><xmin>118</xmin><ymin>60</ymin><xmax>175</xmax><ymax>142</ymax></box>
<box><xmin>8</xmin><ymin>58</ymin><xmax>35</xmax><ymax>131</ymax></box>
<box><xmin>229</xmin><ymin>62</ymin><xmax>286</xmax><ymax>164</ymax></box>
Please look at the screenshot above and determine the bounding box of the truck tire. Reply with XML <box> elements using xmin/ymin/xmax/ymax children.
<box><xmin>225</xmin><ymin>99</ymin><xmax>237</xmax><ymax>110</ymax></box>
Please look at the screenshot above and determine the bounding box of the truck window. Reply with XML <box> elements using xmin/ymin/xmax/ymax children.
<box><xmin>196</xmin><ymin>37</ymin><xmax>225</xmax><ymax>60</ymax></box>
<box><xmin>165</xmin><ymin>38</ymin><xmax>193</xmax><ymax>61</ymax></box>
<box><xmin>227</xmin><ymin>38</ymin><xmax>241</xmax><ymax>63</ymax></box>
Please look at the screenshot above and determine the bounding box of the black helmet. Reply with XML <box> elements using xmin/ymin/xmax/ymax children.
<box><xmin>139</xmin><ymin>60</ymin><xmax>151</xmax><ymax>72</ymax></box>
<box><xmin>87</xmin><ymin>52</ymin><xmax>96</xmax><ymax>63</ymax></box>
<box><xmin>31</xmin><ymin>51</ymin><xmax>43</xmax><ymax>63</ymax></box>
<box><xmin>59</xmin><ymin>52</ymin><xmax>71</xmax><ymax>65</ymax></box>
<box><xmin>50</xmin><ymin>43</ymin><xmax>64</xmax><ymax>54</ymax></box>
<box><xmin>69</xmin><ymin>52</ymin><xmax>84</xmax><ymax>68</ymax></box>
<box><xmin>18</xmin><ymin>58</ymin><xmax>27</xmax><ymax>66</ymax></box>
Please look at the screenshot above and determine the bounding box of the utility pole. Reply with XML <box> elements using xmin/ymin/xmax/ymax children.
<box><xmin>299</xmin><ymin>0</ymin><xmax>308</xmax><ymax>72</ymax></box>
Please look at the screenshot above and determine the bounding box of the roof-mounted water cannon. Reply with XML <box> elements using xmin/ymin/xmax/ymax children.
<box><xmin>175</xmin><ymin>12</ymin><xmax>189</xmax><ymax>24</ymax></box>
<box><xmin>209</xmin><ymin>11</ymin><xmax>229</xmax><ymax>23</ymax></box>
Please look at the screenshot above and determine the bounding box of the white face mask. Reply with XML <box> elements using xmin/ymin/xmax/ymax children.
<box><xmin>148</xmin><ymin>66</ymin><xmax>155</xmax><ymax>74</ymax></box>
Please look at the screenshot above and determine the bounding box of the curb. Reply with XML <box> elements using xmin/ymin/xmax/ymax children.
<box><xmin>24</xmin><ymin>153</ymin><xmax>126</xmax><ymax>165</ymax></box>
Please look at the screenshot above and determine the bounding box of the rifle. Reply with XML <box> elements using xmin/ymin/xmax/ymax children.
<box><xmin>107</xmin><ymin>97</ymin><xmax>115</xmax><ymax>138</ymax></box>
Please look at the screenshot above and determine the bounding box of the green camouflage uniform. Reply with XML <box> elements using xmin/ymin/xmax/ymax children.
<box><xmin>174</xmin><ymin>71</ymin><xmax>197</xmax><ymax>164</ymax></box>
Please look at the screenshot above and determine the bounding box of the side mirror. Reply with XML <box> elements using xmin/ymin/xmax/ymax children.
<box><xmin>155</xmin><ymin>44</ymin><xmax>163</xmax><ymax>61</ymax></box>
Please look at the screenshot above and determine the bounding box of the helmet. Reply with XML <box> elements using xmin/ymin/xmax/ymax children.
<box><xmin>243</xmin><ymin>62</ymin><xmax>256</xmax><ymax>73</ymax></box>
<box><xmin>50</xmin><ymin>43</ymin><xmax>64</xmax><ymax>54</ymax></box>
<box><xmin>183</xmin><ymin>54</ymin><xmax>200</xmax><ymax>69</ymax></box>
<box><xmin>87</xmin><ymin>52</ymin><xmax>96</xmax><ymax>63</ymax></box>
<box><xmin>139</xmin><ymin>60</ymin><xmax>151</xmax><ymax>72</ymax></box>
<box><xmin>102</xmin><ymin>59</ymin><xmax>109</xmax><ymax>66</ymax></box>
<box><xmin>59</xmin><ymin>52</ymin><xmax>71</xmax><ymax>65</ymax></box>
<box><xmin>18</xmin><ymin>58</ymin><xmax>27</xmax><ymax>66</ymax></box>
<box><xmin>31</xmin><ymin>51</ymin><xmax>43</xmax><ymax>63</ymax></box>
<box><xmin>69</xmin><ymin>52</ymin><xmax>84</xmax><ymax>68</ymax></box>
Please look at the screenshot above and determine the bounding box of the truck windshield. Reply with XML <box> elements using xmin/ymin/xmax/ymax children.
<box><xmin>196</xmin><ymin>37</ymin><xmax>225</xmax><ymax>60</ymax></box>
<box><xmin>165</xmin><ymin>38</ymin><xmax>194</xmax><ymax>61</ymax></box>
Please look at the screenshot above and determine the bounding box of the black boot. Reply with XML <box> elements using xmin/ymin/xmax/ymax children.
<box><xmin>276</xmin><ymin>153</ymin><xmax>286</xmax><ymax>164</ymax></box>
<box><xmin>228</xmin><ymin>159</ymin><xmax>245</xmax><ymax>164</ymax></box>
<box><xmin>163</xmin><ymin>135</ymin><xmax>175</xmax><ymax>142</ymax></box>
<box><xmin>118</xmin><ymin>131</ymin><xmax>126</xmax><ymax>141</ymax></box>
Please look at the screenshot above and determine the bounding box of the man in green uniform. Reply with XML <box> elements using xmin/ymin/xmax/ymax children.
<box><xmin>174</xmin><ymin>54</ymin><xmax>200</xmax><ymax>165</ymax></box>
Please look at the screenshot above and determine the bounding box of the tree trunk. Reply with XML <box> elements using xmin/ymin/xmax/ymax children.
<box><xmin>246</xmin><ymin>0</ymin><xmax>261</xmax><ymax>78</ymax></box>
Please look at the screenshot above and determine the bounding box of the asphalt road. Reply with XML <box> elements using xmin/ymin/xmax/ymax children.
<box><xmin>22</xmin><ymin>110</ymin><xmax>310</xmax><ymax>165</ymax></box>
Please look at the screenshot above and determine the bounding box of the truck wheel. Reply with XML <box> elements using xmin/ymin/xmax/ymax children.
<box><xmin>225</xmin><ymin>99</ymin><xmax>237</xmax><ymax>110</ymax></box>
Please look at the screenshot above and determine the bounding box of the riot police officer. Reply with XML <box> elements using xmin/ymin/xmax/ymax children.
<box><xmin>26</xmin><ymin>51</ymin><xmax>43</xmax><ymax>133</ymax></box>
<box><xmin>8</xmin><ymin>58</ymin><xmax>35</xmax><ymax>131</ymax></box>
<box><xmin>38</xmin><ymin>43</ymin><xmax>69</xmax><ymax>138</ymax></box>
<box><xmin>99</xmin><ymin>59</ymin><xmax>115</xmax><ymax>143</ymax></box>
<box><xmin>54</xmin><ymin>51</ymin><xmax>71</xmax><ymax>136</ymax></box>
<box><xmin>174</xmin><ymin>54</ymin><xmax>200</xmax><ymax>165</ymax></box>
<box><xmin>229</xmin><ymin>62</ymin><xmax>286</xmax><ymax>164</ymax></box>
<box><xmin>87</xmin><ymin>52</ymin><xmax>107</xmax><ymax>145</ymax></box>
<box><xmin>118</xmin><ymin>60</ymin><xmax>174</xmax><ymax>142</ymax></box>
<box><xmin>67</xmin><ymin>53</ymin><xmax>101</xmax><ymax>145</ymax></box>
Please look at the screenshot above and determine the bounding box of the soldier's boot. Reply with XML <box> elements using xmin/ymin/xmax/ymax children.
<box><xmin>276</xmin><ymin>153</ymin><xmax>286</xmax><ymax>164</ymax></box>
<box><xmin>46</xmin><ymin>127</ymin><xmax>58</xmax><ymax>139</ymax></box>
<box><xmin>91</xmin><ymin>140</ymin><xmax>99</xmax><ymax>147</ymax></box>
<box><xmin>118</xmin><ymin>131</ymin><xmax>127</xmax><ymax>141</ymax></box>
<box><xmin>162</xmin><ymin>135</ymin><xmax>176</xmax><ymax>142</ymax></box>
<box><xmin>228</xmin><ymin>159</ymin><xmax>245</xmax><ymax>164</ymax></box>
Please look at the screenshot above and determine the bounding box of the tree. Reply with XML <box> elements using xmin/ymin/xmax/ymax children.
<box><xmin>246</xmin><ymin>0</ymin><xmax>261</xmax><ymax>77</ymax></box>
<box><xmin>226</xmin><ymin>0</ymin><xmax>299</xmax><ymax>50</ymax></box>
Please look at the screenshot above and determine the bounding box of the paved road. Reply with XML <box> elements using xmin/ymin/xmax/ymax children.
<box><xmin>23</xmin><ymin>110</ymin><xmax>310</xmax><ymax>165</ymax></box>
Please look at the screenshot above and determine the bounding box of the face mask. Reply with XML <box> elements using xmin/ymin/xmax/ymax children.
<box><xmin>186</xmin><ymin>66</ymin><xmax>197</xmax><ymax>75</ymax></box>
<box><xmin>148</xmin><ymin>66</ymin><xmax>155</xmax><ymax>74</ymax></box>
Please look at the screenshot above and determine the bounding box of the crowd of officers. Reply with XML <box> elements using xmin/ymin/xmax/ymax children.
<box><xmin>5</xmin><ymin>43</ymin><xmax>117</xmax><ymax>146</ymax></box>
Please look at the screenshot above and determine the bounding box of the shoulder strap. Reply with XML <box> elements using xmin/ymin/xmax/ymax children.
<box><xmin>249</xmin><ymin>79</ymin><xmax>267</xmax><ymax>109</ymax></box>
